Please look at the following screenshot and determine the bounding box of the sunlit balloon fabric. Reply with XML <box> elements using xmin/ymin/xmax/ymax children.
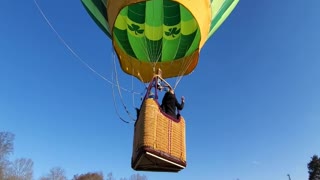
<box><xmin>82</xmin><ymin>0</ymin><xmax>239</xmax><ymax>82</ymax></box>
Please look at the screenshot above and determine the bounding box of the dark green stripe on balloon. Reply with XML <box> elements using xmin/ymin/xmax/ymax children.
<box><xmin>113</xmin><ymin>7</ymin><xmax>138</xmax><ymax>59</ymax></box>
<box><xmin>173</xmin><ymin>5</ymin><xmax>198</xmax><ymax>59</ymax></box>
<box><xmin>163</xmin><ymin>0</ymin><xmax>180</xmax><ymax>26</ymax></box>
<box><xmin>81</xmin><ymin>0</ymin><xmax>111</xmax><ymax>38</ymax></box>
<box><xmin>162</xmin><ymin>0</ymin><xmax>181</xmax><ymax>61</ymax></box>
<box><xmin>127</xmin><ymin>2</ymin><xmax>149</xmax><ymax>61</ymax></box>
<box><xmin>113</xmin><ymin>28</ymin><xmax>137</xmax><ymax>58</ymax></box>
<box><xmin>174</xmin><ymin>29</ymin><xmax>198</xmax><ymax>59</ymax></box>
<box><xmin>185</xmin><ymin>29</ymin><xmax>200</xmax><ymax>56</ymax></box>
<box><xmin>128</xmin><ymin>3</ymin><xmax>146</xmax><ymax>24</ymax></box>
<box><xmin>91</xmin><ymin>0</ymin><xmax>108</xmax><ymax>22</ymax></box>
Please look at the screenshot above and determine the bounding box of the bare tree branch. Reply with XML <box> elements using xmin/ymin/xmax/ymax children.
<box><xmin>0</xmin><ymin>132</ymin><xmax>15</xmax><ymax>160</ymax></box>
<box><xmin>73</xmin><ymin>172</ymin><xmax>104</xmax><ymax>180</ymax></box>
<box><xmin>129</xmin><ymin>173</ymin><xmax>147</xmax><ymax>180</ymax></box>
<box><xmin>0</xmin><ymin>132</ymin><xmax>15</xmax><ymax>180</ymax></box>
<box><xmin>6</xmin><ymin>158</ymin><xmax>34</xmax><ymax>180</ymax></box>
<box><xmin>39</xmin><ymin>167</ymin><xmax>67</xmax><ymax>180</ymax></box>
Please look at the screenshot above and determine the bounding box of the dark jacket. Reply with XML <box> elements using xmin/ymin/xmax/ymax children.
<box><xmin>161</xmin><ymin>91</ymin><xmax>184</xmax><ymax>119</ymax></box>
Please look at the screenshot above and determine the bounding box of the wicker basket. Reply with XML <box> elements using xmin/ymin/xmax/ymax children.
<box><xmin>131</xmin><ymin>98</ymin><xmax>186</xmax><ymax>172</ymax></box>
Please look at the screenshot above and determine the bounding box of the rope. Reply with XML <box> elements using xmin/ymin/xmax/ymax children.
<box><xmin>33</xmin><ymin>0</ymin><xmax>139</xmax><ymax>95</ymax></box>
<box><xmin>172</xmin><ymin>5</ymin><xmax>204</xmax><ymax>89</ymax></box>
<box><xmin>131</xmin><ymin>74</ymin><xmax>136</xmax><ymax>108</ymax></box>
<box><xmin>173</xmin><ymin>50</ymin><xmax>198</xmax><ymax>90</ymax></box>
<box><xmin>112</xmin><ymin>53</ymin><xmax>137</xmax><ymax>121</ymax></box>
<box><xmin>111</xmin><ymin>70</ymin><xmax>132</xmax><ymax>124</ymax></box>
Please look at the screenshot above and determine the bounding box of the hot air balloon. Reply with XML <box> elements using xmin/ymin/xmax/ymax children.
<box><xmin>81</xmin><ymin>0</ymin><xmax>239</xmax><ymax>172</ymax></box>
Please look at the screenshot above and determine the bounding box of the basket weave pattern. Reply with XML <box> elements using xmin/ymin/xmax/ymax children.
<box><xmin>132</xmin><ymin>98</ymin><xmax>186</xmax><ymax>163</ymax></box>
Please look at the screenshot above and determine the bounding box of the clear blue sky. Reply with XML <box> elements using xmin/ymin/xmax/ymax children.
<box><xmin>1</xmin><ymin>0</ymin><xmax>320</xmax><ymax>179</ymax></box>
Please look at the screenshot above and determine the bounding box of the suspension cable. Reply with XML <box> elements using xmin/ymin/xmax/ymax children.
<box><xmin>174</xmin><ymin>52</ymin><xmax>197</xmax><ymax>89</ymax></box>
<box><xmin>173</xmin><ymin>5</ymin><xmax>204</xmax><ymax>88</ymax></box>
<box><xmin>112</xmin><ymin>53</ymin><xmax>137</xmax><ymax>121</ymax></box>
<box><xmin>111</xmin><ymin>69</ymin><xmax>132</xmax><ymax>124</ymax></box>
<box><xmin>131</xmin><ymin>73</ymin><xmax>136</xmax><ymax>108</ymax></box>
<box><xmin>33</xmin><ymin>0</ymin><xmax>139</xmax><ymax>94</ymax></box>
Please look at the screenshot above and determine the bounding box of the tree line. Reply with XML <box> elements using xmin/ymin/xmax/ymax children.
<box><xmin>308</xmin><ymin>155</ymin><xmax>320</xmax><ymax>180</ymax></box>
<box><xmin>2</xmin><ymin>131</ymin><xmax>320</xmax><ymax>180</ymax></box>
<box><xmin>0</xmin><ymin>132</ymin><xmax>147</xmax><ymax>180</ymax></box>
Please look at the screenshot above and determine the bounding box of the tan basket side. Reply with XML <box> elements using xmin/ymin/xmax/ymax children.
<box><xmin>132</xmin><ymin>98</ymin><xmax>186</xmax><ymax>163</ymax></box>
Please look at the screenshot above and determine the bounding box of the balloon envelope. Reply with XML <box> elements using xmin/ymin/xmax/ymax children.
<box><xmin>81</xmin><ymin>0</ymin><xmax>239</xmax><ymax>82</ymax></box>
